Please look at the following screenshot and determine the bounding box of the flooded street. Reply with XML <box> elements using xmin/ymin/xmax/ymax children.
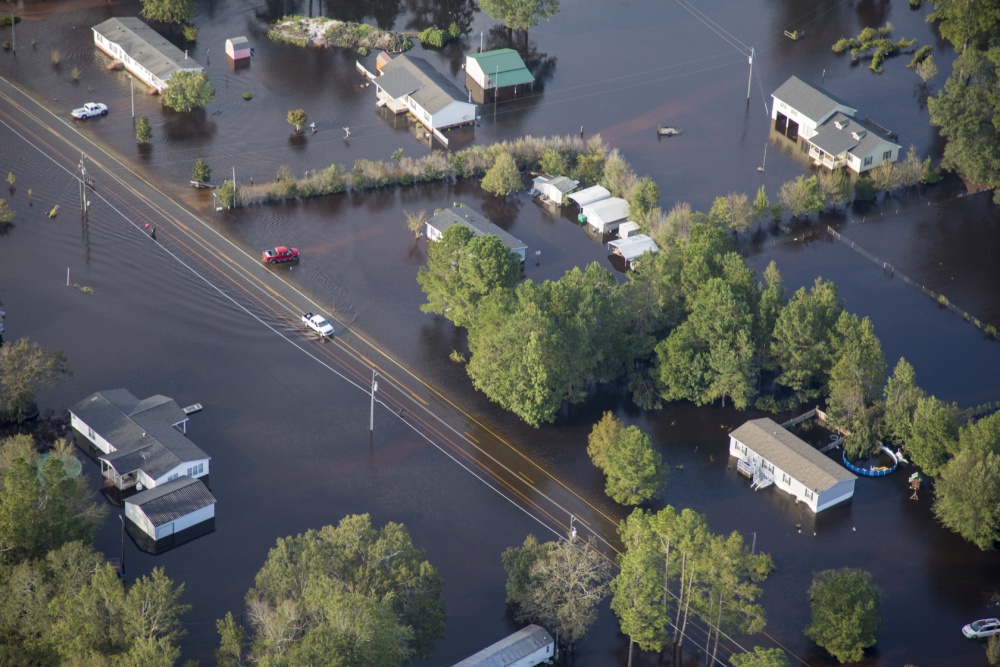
<box><xmin>2</xmin><ymin>0</ymin><xmax>999</xmax><ymax>665</ymax></box>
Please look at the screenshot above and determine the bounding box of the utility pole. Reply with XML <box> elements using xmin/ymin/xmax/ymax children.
<box><xmin>369</xmin><ymin>370</ymin><xmax>378</xmax><ymax>432</ymax></box>
<box><xmin>130</xmin><ymin>74</ymin><xmax>134</xmax><ymax>119</ymax></box>
<box><xmin>746</xmin><ymin>47</ymin><xmax>754</xmax><ymax>102</ymax></box>
<box><xmin>78</xmin><ymin>153</ymin><xmax>88</xmax><ymax>216</ymax></box>
<box><xmin>10</xmin><ymin>13</ymin><xmax>14</xmax><ymax>52</ymax></box>
<box><xmin>118</xmin><ymin>515</ymin><xmax>125</xmax><ymax>577</ymax></box>
<box><xmin>480</xmin><ymin>31</ymin><xmax>483</xmax><ymax>53</ymax></box>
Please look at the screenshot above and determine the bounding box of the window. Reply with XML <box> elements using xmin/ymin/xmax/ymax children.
<box><xmin>863</xmin><ymin>156</ymin><xmax>873</xmax><ymax>167</ymax></box>
<box><xmin>167</xmin><ymin>473</ymin><xmax>179</xmax><ymax>481</ymax></box>
<box><xmin>186</xmin><ymin>462</ymin><xmax>204</xmax><ymax>477</ymax></box>
<box><xmin>782</xmin><ymin>473</ymin><xmax>791</xmax><ymax>485</ymax></box>
<box><xmin>883</xmin><ymin>150</ymin><xmax>892</xmax><ymax>160</ymax></box>
<box><xmin>804</xmin><ymin>489</ymin><xmax>814</xmax><ymax>500</ymax></box>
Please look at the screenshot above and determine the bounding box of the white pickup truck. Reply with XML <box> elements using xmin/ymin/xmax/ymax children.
<box><xmin>71</xmin><ymin>102</ymin><xmax>108</xmax><ymax>119</ymax></box>
<box><xmin>301</xmin><ymin>312</ymin><xmax>334</xmax><ymax>337</ymax></box>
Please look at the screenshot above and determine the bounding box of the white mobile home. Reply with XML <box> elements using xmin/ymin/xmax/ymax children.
<box><xmin>581</xmin><ymin>197</ymin><xmax>630</xmax><ymax>233</ymax></box>
<box><xmin>532</xmin><ymin>175</ymin><xmax>579</xmax><ymax>205</ymax></box>
<box><xmin>92</xmin><ymin>17</ymin><xmax>203</xmax><ymax>93</ymax></box>
<box><xmin>729</xmin><ymin>418</ymin><xmax>856</xmax><ymax>513</ymax></box>
<box><xmin>451</xmin><ymin>624</ymin><xmax>554</xmax><ymax>667</ymax></box>
<box><xmin>771</xmin><ymin>75</ymin><xmax>900</xmax><ymax>174</ymax></box>
<box><xmin>426</xmin><ymin>206</ymin><xmax>527</xmax><ymax>263</ymax></box>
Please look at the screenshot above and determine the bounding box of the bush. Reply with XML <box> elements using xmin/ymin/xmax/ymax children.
<box><xmin>419</xmin><ymin>27</ymin><xmax>447</xmax><ymax>48</ymax></box>
<box><xmin>70</xmin><ymin>66</ymin><xmax>81</xmax><ymax>81</ymax></box>
<box><xmin>192</xmin><ymin>158</ymin><xmax>211</xmax><ymax>184</ymax></box>
<box><xmin>242</xmin><ymin>91</ymin><xmax>253</xmax><ymax>100</ymax></box>
<box><xmin>448</xmin><ymin>22</ymin><xmax>461</xmax><ymax>39</ymax></box>
<box><xmin>50</xmin><ymin>49</ymin><xmax>62</xmax><ymax>65</ymax></box>
<box><xmin>852</xmin><ymin>177</ymin><xmax>876</xmax><ymax>202</ymax></box>
<box><xmin>182</xmin><ymin>25</ymin><xmax>198</xmax><ymax>42</ymax></box>
<box><xmin>937</xmin><ymin>294</ymin><xmax>949</xmax><ymax>307</ymax></box>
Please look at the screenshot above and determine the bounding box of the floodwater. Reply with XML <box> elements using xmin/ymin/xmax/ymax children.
<box><xmin>2</xmin><ymin>0</ymin><xmax>999</xmax><ymax>666</ymax></box>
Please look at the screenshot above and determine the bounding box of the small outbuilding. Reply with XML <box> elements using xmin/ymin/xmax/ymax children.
<box><xmin>608</xmin><ymin>234</ymin><xmax>658</xmax><ymax>270</ymax></box>
<box><xmin>531</xmin><ymin>174</ymin><xmax>579</xmax><ymax>205</ymax></box>
<box><xmin>225</xmin><ymin>36</ymin><xmax>251</xmax><ymax>61</ymax></box>
<box><xmin>451</xmin><ymin>624</ymin><xmax>554</xmax><ymax>667</ymax></box>
<box><xmin>125</xmin><ymin>476</ymin><xmax>216</xmax><ymax>554</ymax></box>
<box><xmin>616</xmin><ymin>221</ymin><xmax>641</xmax><ymax>238</ymax></box>
<box><xmin>426</xmin><ymin>205</ymin><xmax>527</xmax><ymax>263</ymax></box>
<box><xmin>581</xmin><ymin>197</ymin><xmax>630</xmax><ymax>234</ymax></box>
<box><xmin>567</xmin><ymin>185</ymin><xmax>610</xmax><ymax>209</ymax></box>
<box><xmin>729</xmin><ymin>418</ymin><xmax>857</xmax><ymax>513</ymax></box>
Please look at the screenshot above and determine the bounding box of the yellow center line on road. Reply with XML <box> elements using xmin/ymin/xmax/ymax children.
<box><xmin>518</xmin><ymin>471</ymin><xmax>534</xmax><ymax>484</ymax></box>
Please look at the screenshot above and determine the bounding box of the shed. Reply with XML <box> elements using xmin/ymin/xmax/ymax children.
<box><xmin>531</xmin><ymin>175</ymin><xmax>578</xmax><ymax>205</ymax></box>
<box><xmin>616</xmin><ymin>221</ymin><xmax>641</xmax><ymax>238</ymax></box>
<box><xmin>581</xmin><ymin>197</ymin><xmax>630</xmax><ymax>233</ymax></box>
<box><xmin>608</xmin><ymin>234</ymin><xmax>658</xmax><ymax>269</ymax></box>
<box><xmin>567</xmin><ymin>185</ymin><xmax>610</xmax><ymax>208</ymax></box>
<box><xmin>225</xmin><ymin>36</ymin><xmax>251</xmax><ymax>61</ymax></box>
<box><xmin>426</xmin><ymin>206</ymin><xmax>527</xmax><ymax>262</ymax></box>
<box><xmin>465</xmin><ymin>48</ymin><xmax>535</xmax><ymax>92</ymax></box>
<box><xmin>729</xmin><ymin>418</ymin><xmax>857</xmax><ymax>513</ymax></box>
<box><xmin>451</xmin><ymin>624</ymin><xmax>554</xmax><ymax>667</ymax></box>
<box><xmin>125</xmin><ymin>476</ymin><xmax>217</xmax><ymax>554</ymax></box>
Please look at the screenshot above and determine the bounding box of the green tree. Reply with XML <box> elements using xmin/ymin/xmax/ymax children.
<box><xmin>618</xmin><ymin>248</ymin><xmax>686</xmax><ymax>361</ymax></box>
<box><xmin>777</xmin><ymin>175</ymin><xmax>823</xmax><ymax>218</ymax></box>
<box><xmin>708</xmin><ymin>192</ymin><xmax>752</xmax><ymax>233</ymax></box>
<box><xmin>750</xmin><ymin>185</ymin><xmax>772</xmax><ymax>230</ymax></box>
<box><xmin>481</xmin><ymin>151</ymin><xmax>521</xmax><ymax>196</ymax></box>
<box><xmin>539</xmin><ymin>147</ymin><xmax>568</xmax><ymax>176</ymax></box>
<box><xmin>287</xmin><ymin>108</ymin><xmax>308</xmax><ymax>132</ymax></box>
<box><xmin>0</xmin><ymin>338</ymin><xmax>71</xmax><ymax>423</ymax></box>
<box><xmin>140</xmin><ymin>0</ymin><xmax>194</xmax><ymax>24</ymax></box>
<box><xmin>756</xmin><ymin>261</ymin><xmax>786</xmax><ymax>373</ymax></box>
<box><xmin>192</xmin><ymin>158</ymin><xmax>212</xmax><ymax>184</ymax></box>
<box><xmin>0</xmin><ymin>198</ymin><xmax>13</xmax><ymax>227</ymax></box>
<box><xmin>628</xmin><ymin>177</ymin><xmax>660</xmax><ymax>225</ymax></box>
<box><xmin>883</xmin><ymin>358</ymin><xmax>924</xmax><ymax>446</ymax></box>
<box><xmin>926</xmin><ymin>0</ymin><xmax>1000</xmax><ymax>54</ymax></box>
<box><xmin>417</xmin><ymin>224</ymin><xmax>521</xmax><ymax>328</ymax></box>
<box><xmin>958</xmin><ymin>411</ymin><xmax>1000</xmax><ymax>457</ymax></box>
<box><xmin>135</xmin><ymin>114</ymin><xmax>152</xmax><ymax>143</ymax></box>
<box><xmin>480</xmin><ymin>0</ymin><xmax>560</xmax><ymax>34</ymax></box>
<box><xmin>161</xmin><ymin>70</ymin><xmax>215</xmax><ymax>112</ymax></box>
<box><xmin>869</xmin><ymin>161</ymin><xmax>899</xmax><ymax>193</ymax></box>
<box><xmin>826</xmin><ymin>314</ymin><xmax>886</xmax><ymax>454</ymax></box>
<box><xmin>502</xmin><ymin>534</ymin><xmax>551</xmax><ymax>608</ymax></box>
<box><xmin>215</xmin><ymin>612</ymin><xmax>248</xmax><ymax>667</ymax></box>
<box><xmin>907</xmin><ymin>395</ymin><xmax>959</xmax><ymax>476</ymax></box>
<box><xmin>933</xmin><ymin>448</ymin><xmax>1000</xmax><ymax>549</ymax></box>
<box><xmin>217</xmin><ymin>179</ymin><xmax>236</xmax><ymax>208</ymax></box>
<box><xmin>587</xmin><ymin>411</ymin><xmax>623</xmax><ymax>470</ymax></box>
<box><xmin>817</xmin><ymin>169</ymin><xmax>851</xmax><ymax>210</ymax></box>
<box><xmin>244</xmin><ymin>514</ymin><xmax>445</xmax><ymax>662</ymax></box>
<box><xmin>570</xmin><ymin>145</ymin><xmax>607</xmax><ymax>186</ymax></box>
<box><xmin>612</xmin><ymin>511</ymin><xmax>670</xmax><ymax>667</ymax></box>
<box><xmin>730</xmin><ymin>647</ymin><xmax>791</xmax><ymax>667</ymax></box>
<box><xmin>603</xmin><ymin>426</ymin><xmax>665</xmax><ymax>505</ymax></box>
<box><xmin>770</xmin><ymin>279</ymin><xmax>843</xmax><ymax>402</ymax></box>
<box><xmin>805</xmin><ymin>568</ymin><xmax>881</xmax><ymax>664</ymax></box>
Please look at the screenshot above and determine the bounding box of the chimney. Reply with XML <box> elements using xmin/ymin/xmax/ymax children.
<box><xmin>184</xmin><ymin>50</ymin><xmax>188</xmax><ymax>60</ymax></box>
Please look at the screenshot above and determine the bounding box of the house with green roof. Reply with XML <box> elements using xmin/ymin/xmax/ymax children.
<box><xmin>465</xmin><ymin>48</ymin><xmax>534</xmax><ymax>100</ymax></box>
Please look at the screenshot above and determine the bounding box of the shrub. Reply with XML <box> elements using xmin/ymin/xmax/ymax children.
<box><xmin>2</xmin><ymin>41</ymin><xmax>10</xmax><ymax>51</ymax></box>
<box><xmin>50</xmin><ymin>49</ymin><xmax>62</xmax><ymax>65</ymax></box>
<box><xmin>70</xmin><ymin>66</ymin><xmax>81</xmax><ymax>81</ymax></box>
<box><xmin>135</xmin><ymin>115</ymin><xmax>152</xmax><ymax>143</ymax></box>
<box><xmin>448</xmin><ymin>22</ymin><xmax>461</xmax><ymax>39</ymax></box>
<box><xmin>852</xmin><ymin>177</ymin><xmax>876</xmax><ymax>202</ymax></box>
<box><xmin>287</xmin><ymin>108</ymin><xmax>307</xmax><ymax>131</ymax></box>
<box><xmin>419</xmin><ymin>27</ymin><xmax>447</xmax><ymax>48</ymax></box>
<box><xmin>192</xmin><ymin>158</ymin><xmax>212</xmax><ymax>184</ymax></box>
<box><xmin>182</xmin><ymin>25</ymin><xmax>198</xmax><ymax>42</ymax></box>
<box><xmin>937</xmin><ymin>294</ymin><xmax>949</xmax><ymax>307</ymax></box>
<box><xmin>242</xmin><ymin>91</ymin><xmax>253</xmax><ymax>100</ymax></box>
<box><xmin>985</xmin><ymin>324</ymin><xmax>998</xmax><ymax>339</ymax></box>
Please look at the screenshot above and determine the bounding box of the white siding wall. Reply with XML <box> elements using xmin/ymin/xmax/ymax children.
<box><xmin>125</xmin><ymin>502</ymin><xmax>156</xmax><ymax>539</ymax></box>
<box><xmin>856</xmin><ymin>140</ymin><xmax>899</xmax><ymax>174</ymax></box>
<box><xmin>153</xmin><ymin>458</ymin><xmax>210</xmax><ymax>486</ymax></box>
<box><xmin>508</xmin><ymin>641</ymin><xmax>554</xmax><ymax>667</ymax></box>
<box><xmin>418</xmin><ymin>100</ymin><xmax>476</xmax><ymax>130</ymax></box>
<box><xmin>71</xmin><ymin>413</ymin><xmax>115</xmax><ymax>454</ymax></box>
<box><xmin>466</xmin><ymin>59</ymin><xmax>489</xmax><ymax>88</ymax></box>
<box><xmin>157</xmin><ymin>503</ymin><xmax>215</xmax><ymax>538</ymax></box>
<box><xmin>425</xmin><ymin>223</ymin><xmax>444</xmax><ymax>242</ymax></box>
<box><xmin>816</xmin><ymin>478</ymin><xmax>856</xmax><ymax>512</ymax></box>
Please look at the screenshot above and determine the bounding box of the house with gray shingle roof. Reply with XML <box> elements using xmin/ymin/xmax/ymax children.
<box><xmin>771</xmin><ymin>75</ymin><xmax>900</xmax><ymax>174</ymax></box>
<box><xmin>451</xmin><ymin>624</ymin><xmax>554</xmax><ymax>667</ymax></box>
<box><xmin>71</xmin><ymin>389</ymin><xmax>215</xmax><ymax>552</ymax></box>
<box><xmin>426</xmin><ymin>205</ymin><xmax>527</xmax><ymax>262</ymax></box>
<box><xmin>729</xmin><ymin>418</ymin><xmax>856</xmax><ymax>513</ymax></box>
<box><xmin>374</xmin><ymin>55</ymin><xmax>477</xmax><ymax>135</ymax></box>
<box><xmin>92</xmin><ymin>17</ymin><xmax>203</xmax><ymax>93</ymax></box>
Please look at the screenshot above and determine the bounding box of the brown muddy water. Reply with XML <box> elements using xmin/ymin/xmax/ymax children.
<box><xmin>1</xmin><ymin>0</ymin><xmax>999</xmax><ymax>665</ymax></box>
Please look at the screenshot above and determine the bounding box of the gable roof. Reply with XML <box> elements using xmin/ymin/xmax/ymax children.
<box><xmin>71</xmin><ymin>390</ymin><xmax>209</xmax><ymax>480</ymax></box>
<box><xmin>428</xmin><ymin>206</ymin><xmax>526</xmax><ymax>251</ymax></box>
<box><xmin>609</xmin><ymin>234</ymin><xmax>659</xmax><ymax>261</ymax></box>
<box><xmin>772</xmin><ymin>75</ymin><xmax>856</xmax><ymax>124</ymax></box>
<box><xmin>378</xmin><ymin>55</ymin><xmax>468</xmax><ymax>114</ymax></box>
<box><xmin>452</xmin><ymin>624</ymin><xmax>553</xmax><ymax>667</ymax></box>
<box><xmin>467</xmin><ymin>48</ymin><xmax>535</xmax><ymax>87</ymax></box>
<box><xmin>730</xmin><ymin>418</ymin><xmax>856</xmax><ymax>493</ymax></box>
<box><xmin>127</xmin><ymin>476</ymin><xmax>216</xmax><ymax>527</ymax></box>
<box><xmin>567</xmin><ymin>185</ymin><xmax>610</xmax><ymax>207</ymax></box>
<box><xmin>92</xmin><ymin>17</ymin><xmax>202</xmax><ymax>82</ymax></box>
<box><xmin>583</xmin><ymin>197</ymin><xmax>630</xmax><ymax>224</ymax></box>
<box><xmin>541</xmin><ymin>175</ymin><xmax>579</xmax><ymax>194</ymax></box>
<box><xmin>809</xmin><ymin>113</ymin><xmax>900</xmax><ymax>160</ymax></box>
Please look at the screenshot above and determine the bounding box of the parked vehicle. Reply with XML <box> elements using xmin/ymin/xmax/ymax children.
<box><xmin>261</xmin><ymin>246</ymin><xmax>299</xmax><ymax>264</ymax></box>
<box><xmin>963</xmin><ymin>618</ymin><xmax>1000</xmax><ymax>639</ymax></box>
<box><xmin>301</xmin><ymin>312</ymin><xmax>334</xmax><ymax>336</ymax></box>
<box><xmin>71</xmin><ymin>102</ymin><xmax>109</xmax><ymax>119</ymax></box>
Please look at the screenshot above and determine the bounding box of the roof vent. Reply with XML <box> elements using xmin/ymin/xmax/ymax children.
<box><xmin>834</xmin><ymin>120</ymin><xmax>845</xmax><ymax>130</ymax></box>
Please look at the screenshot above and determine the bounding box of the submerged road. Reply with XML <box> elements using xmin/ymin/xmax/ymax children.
<box><xmin>0</xmin><ymin>74</ymin><xmax>624</xmax><ymax>556</ymax></box>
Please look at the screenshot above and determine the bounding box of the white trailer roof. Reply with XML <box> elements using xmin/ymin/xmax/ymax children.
<box><xmin>567</xmin><ymin>185</ymin><xmax>610</xmax><ymax>207</ymax></box>
<box><xmin>608</xmin><ymin>234</ymin><xmax>659</xmax><ymax>261</ymax></box>
<box><xmin>582</xmin><ymin>197</ymin><xmax>630</xmax><ymax>225</ymax></box>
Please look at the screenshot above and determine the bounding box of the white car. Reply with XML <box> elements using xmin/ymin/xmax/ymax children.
<box><xmin>71</xmin><ymin>102</ymin><xmax>109</xmax><ymax>119</ymax></box>
<box><xmin>963</xmin><ymin>618</ymin><xmax>1000</xmax><ymax>639</ymax></box>
<box><xmin>301</xmin><ymin>312</ymin><xmax>334</xmax><ymax>337</ymax></box>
